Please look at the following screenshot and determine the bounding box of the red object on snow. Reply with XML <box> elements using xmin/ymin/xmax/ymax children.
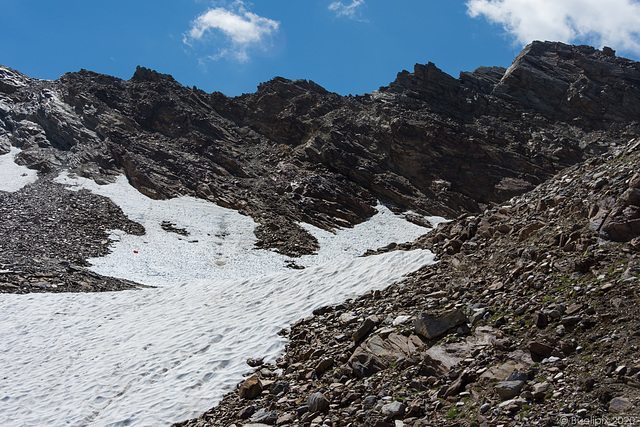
<box><xmin>133</xmin><ymin>250</ymin><xmax>139</xmax><ymax>254</ymax></box>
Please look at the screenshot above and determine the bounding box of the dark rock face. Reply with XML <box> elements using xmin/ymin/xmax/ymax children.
<box><xmin>2</xmin><ymin>41</ymin><xmax>640</xmax><ymax>256</ymax></box>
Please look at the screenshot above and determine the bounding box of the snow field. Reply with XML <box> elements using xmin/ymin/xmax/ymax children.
<box><xmin>0</xmin><ymin>146</ymin><xmax>38</xmax><ymax>192</ymax></box>
<box><xmin>0</xmin><ymin>157</ymin><xmax>443</xmax><ymax>426</ymax></box>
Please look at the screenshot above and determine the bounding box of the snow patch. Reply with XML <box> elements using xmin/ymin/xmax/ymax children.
<box><xmin>54</xmin><ymin>171</ymin><xmax>442</xmax><ymax>282</ymax></box>
<box><xmin>0</xmin><ymin>146</ymin><xmax>38</xmax><ymax>192</ymax></box>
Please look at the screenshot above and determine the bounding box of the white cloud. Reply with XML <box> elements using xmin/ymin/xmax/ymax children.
<box><xmin>329</xmin><ymin>0</ymin><xmax>366</xmax><ymax>20</ymax></box>
<box><xmin>184</xmin><ymin>2</ymin><xmax>280</xmax><ymax>62</ymax></box>
<box><xmin>466</xmin><ymin>0</ymin><xmax>640</xmax><ymax>55</ymax></box>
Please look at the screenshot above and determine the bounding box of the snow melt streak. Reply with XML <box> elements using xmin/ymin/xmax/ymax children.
<box><xmin>0</xmin><ymin>169</ymin><xmax>441</xmax><ymax>427</ymax></box>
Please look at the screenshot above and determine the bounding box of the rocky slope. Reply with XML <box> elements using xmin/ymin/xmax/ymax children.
<box><xmin>2</xmin><ymin>40</ymin><xmax>640</xmax><ymax>422</ymax></box>
<box><xmin>175</xmin><ymin>137</ymin><xmax>640</xmax><ymax>427</ymax></box>
<box><xmin>0</xmin><ymin>176</ymin><xmax>145</xmax><ymax>292</ymax></box>
<box><xmin>2</xmin><ymin>41</ymin><xmax>640</xmax><ymax>261</ymax></box>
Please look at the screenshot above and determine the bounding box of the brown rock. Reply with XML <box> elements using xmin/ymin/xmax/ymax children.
<box><xmin>479</xmin><ymin>360</ymin><xmax>530</xmax><ymax>385</ymax></box>
<box><xmin>307</xmin><ymin>392</ymin><xmax>329</xmax><ymax>412</ymax></box>
<box><xmin>528</xmin><ymin>341</ymin><xmax>554</xmax><ymax>359</ymax></box>
<box><xmin>518</xmin><ymin>221</ymin><xmax>545</xmax><ymax>241</ymax></box>
<box><xmin>237</xmin><ymin>405</ymin><xmax>257</xmax><ymax>419</ymax></box>
<box><xmin>315</xmin><ymin>358</ymin><xmax>334</xmax><ymax>376</ymax></box>
<box><xmin>497</xmin><ymin>223</ymin><xmax>512</xmax><ymax>234</ymax></box>
<box><xmin>443</xmin><ymin>370</ymin><xmax>470</xmax><ymax>398</ymax></box>
<box><xmin>238</xmin><ymin>375</ymin><xmax>263</xmax><ymax>399</ymax></box>
<box><xmin>622</xmin><ymin>188</ymin><xmax>640</xmax><ymax>206</ymax></box>
<box><xmin>276</xmin><ymin>413</ymin><xmax>296</xmax><ymax>425</ymax></box>
<box><xmin>247</xmin><ymin>358</ymin><xmax>264</xmax><ymax>367</ymax></box>
<box><xmin>532</xmin><ymin>382</ymin><xmax>553</xmax><ymax>400</ymax></box>
<box><xmin>349</xmin><ymin>333</ymin><xmax>422</xmax><ymax>378</ymax></box>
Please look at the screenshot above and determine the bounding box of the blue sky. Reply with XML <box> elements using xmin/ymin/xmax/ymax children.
<box><xmin>2</xmin><ymin>0</ymin><xmax>640</xmax><ymax>96</ymax></box>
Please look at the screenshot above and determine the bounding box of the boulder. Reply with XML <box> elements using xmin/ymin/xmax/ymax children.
<box><xmin>495</xmin><ymin>380</ymin><xmax>525</xmax><ymax>400</ymax></box>
<box><xmin>352</xmin><ymin>316</ymin><xmax>378</xmax><ymax>342</ymax></box>
<box><xmin>414</xmin><ymin>309</ymin><xmax>467</xmax><ymax>340</ymax></box>
<box><xmin>349</xmin><ymin>333</ymin><xmax>422</xmax><ymax>378</ymax></box>
<box><xmin>307</xmin><ymin>392</ymin><xmax>329</xmax><ymax>412</ymax></box>
<box><xmin>609</xmin><ymin>397</ymin><xmax>633</xmax><ymax>413</ymax></box>
<box><xmin>238</xmin><ymin>375</ymin><xmax>263</xmax><ymax>400</ymax></box>
<box><xmin>381</xmin><ymin>401</ymin><xmax>406</xmax><ymax>418</ymax></box>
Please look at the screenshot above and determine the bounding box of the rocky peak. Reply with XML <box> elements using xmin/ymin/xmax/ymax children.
<box><xmin>386</xmin><ymin>62</ymin><xmax>459</xmax><ymax>94</ymax></box>
<box><xmin>130</xmin><ymin>66</ymin><xmax>178</xmax><ymax>84</ymax></box>
<box><xmin>493</xmin><ymin>41</ymin><xmax>640</xmax><ymax>126</ymax></box>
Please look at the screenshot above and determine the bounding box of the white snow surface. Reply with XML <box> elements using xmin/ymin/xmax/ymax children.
<box><xmin>0</xmin><ymin>171</ymin><xmax>444</xmax><ymax>427</ymax></box>
<box><xmin>0</xmin><ymin>147</ymin><xmax>38</xmax><ymax>192</ymax></box>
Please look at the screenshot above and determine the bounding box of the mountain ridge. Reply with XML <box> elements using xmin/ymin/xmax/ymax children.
<box><xmin>1</xmin><ymin>41</ymin><xmax>640</xmax><ymax>258</ymax></box>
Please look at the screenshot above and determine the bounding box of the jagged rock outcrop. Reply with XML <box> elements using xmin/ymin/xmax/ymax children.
<box><xmin>2</xmin><ymin>41</ymin><xmax>639</xmax><ymax>256</ymax></box>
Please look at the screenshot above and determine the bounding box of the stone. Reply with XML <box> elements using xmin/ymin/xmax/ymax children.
<box><xmin>470</xmin><ymin>308</ymin><xmax>487</xmax><ymax>325</ymax></box>
<box><xmin>271</xmin><ymin>382</ymin><xmax>290</xmax><ymax>396</ymax></box>
<box><xmin>532</xmin><ymin>382</ymin><xmax>553</xmax><ymax>400</ymax></box>
<box><xmin>414</xmin><ymin>309</ymin><xmax>467</xmax><ymax>340</ymax></box>
<box><xmin>609</xmin><ymin>397</ymin><xmax>632</xmax><ymax>413</ymax></box>
<box><xmin>251</xmin><ymin>408</ymin><xmax>278</xmax><ymax>424</ymax></box>
<box><xmin>381</xmin><ymin>401</ymin><xmax>406</xmax><ymax>418</ymax></box>
<box><xmin>362</xmin><ymin>395</ymin><xmax>378</xmax><ymax>409</ymax></box>
<box><xmin>497</xmin><ymin>398</ymin><xmax>525</xmax><ymax>414</ymax></box>
<box><xmin>506</xmin><ymin>371</ymin><xmax>528</xmax><ymax>382</ymax></box>
<box><xmin>560</xmin><ymin>316</ymin><xmax>582</xmax><ymax>327</ymax></box>
<box><xmin>247</xmin><ymin>358</ymin><xmax>264</xmax><ymax>367</ymax></box>
<box><xmin>276</xmin><ymin>413</ymin><xmax>296</xmax><ymax>425</ymax></box>
<box><xmin>442</xmin><ymin>370</ymin><xmax>470</xmax><ymax>397</ymax></box>
<box><xmin>622</xmin><ymin>188</ymin><xmax>640</xmax><ymax>206</ymax></box>
<box><xmin>495</xmin><ymin>380</ymin><xmax>525</xmax><ymax>400</ymax></box>
<box><xmin>518</xmin><ymin>222</ymin><xmax>545</xmax><ymax>241</ymax></box>
<box><xmin>349</xmin><ymin>333</ymin><xmax>422</xmax><ymax>378</ymax></box>
<box><xmin>339</xmin><ymin>313</ymin><xmax>358</xmax><ymax>325</ymax></box>
<box><xmin>528</xmin><ymin>341</ymin><xmax>554</xmax><ymax>360</ymax></box>
<box><xmin>479</xmin><ymin>360</ymin><xmax>529</xmax><ymax>384</ymax></box>
<box><xmin>239</xmin><ymin>375</ymin><xmax>263</xmax><ymax>400</ymax></box>
<box><xmin>533</xmin><ymin>312</ymin><xmax>549</xmax><ymax>328</ymax></box>
<box><xmin>352</xmin><ymin>316</ymin><xmax>378</xmax><ymax>342</ymax></box>
<box><xmin>307</xmin><ymin>392</ymin><xmax>329</xmax><ymax>412</ymax></box>
<box><xmin>315</xmin><ymin>358</ymin><xmax>333</xmax><ymax>376</ymax></box>
<box><xmin>237</xmin><ymin>405</ymin><xmax>257</xmax><ymax>419</ymax></box>
<box><xmin>392</xmin><ymin>315</ymin><xmax>412</xmax><ymax>326</ymax></box>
